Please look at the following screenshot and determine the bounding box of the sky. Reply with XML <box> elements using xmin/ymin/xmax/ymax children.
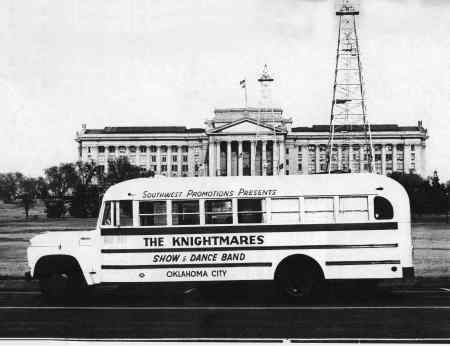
<box><xmin>0</xmin><ymin>0</ymin><xmax>449</xmax><ymax>179</ymax></box>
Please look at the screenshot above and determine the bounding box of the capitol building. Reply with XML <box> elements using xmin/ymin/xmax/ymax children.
<box><xmin>75</xmin><ymin>108</ymin><xmax>428</xmax><ymax>178</ymax></box>
<box><xmin>75</xmin><ymin>71</ymin><xmax>428</xmax><ymax>178</ymax></box>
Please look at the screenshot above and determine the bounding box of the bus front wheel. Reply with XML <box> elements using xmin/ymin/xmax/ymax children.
<box><xmin>275</xmin><ymin>256</ymin><xmax>324</xmax><ymax>302</ymax></box>
<box><xmin>39</xmin><ymin>270</ymin><xmax>87</xmax><ymax>303</ymax></box>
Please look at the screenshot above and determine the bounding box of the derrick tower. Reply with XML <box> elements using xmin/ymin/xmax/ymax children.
<box><xmin>326</xmin><ymin>0</ymin><xmax>374</xmax><ymax>173</ymax></box>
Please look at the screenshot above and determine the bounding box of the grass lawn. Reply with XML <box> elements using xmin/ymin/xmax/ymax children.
<box><xmin>0</xmin><ymin>201</ymin><xmax>448</xmax><ymax>278</ymax></box>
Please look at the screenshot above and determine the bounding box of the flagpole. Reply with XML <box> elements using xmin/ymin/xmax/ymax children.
<box><xmin>244</xmin><ymin>85</ymin><xmax>248</xmax><ymax>109</ymax></box>
<box><xmin>240</xmin><ymin>79</ymin><xmax>247</xmax><ymax>109</ymax></box>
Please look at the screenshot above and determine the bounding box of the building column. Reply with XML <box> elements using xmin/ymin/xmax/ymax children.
<box><xmin>177</xmin><ymin>146</ymin><xmax>182</xmax><ymax>176</ymax></box>
<box><xmin>262</xmin><ymin>141</ymin><xmax>267</xmax><ymax>176</ymax></box>
<box><xmin>208</xmin><ymin>141</ymin><xmax>215</xmax><ymax>176</ymax></box>
<box><xmin>393</xmin><ymin>144</ymin><xmax>398</xmax><ymax>172</ymax></box>
<box><xmin>146</xmin><ymin>146</ymin><xmax>151</xmax><ymax>171</ymax></box>
<box><xmin>226</xmin><ymin>141</ymin><xmax>232</xmax><ymax>176</ymax></box>
<box><xmin>238</xmin><ymin>141</ymin><xmax>243</xmax><ymax>176</ymax></box>
<box><xmin>273</xmin><ymin>141</ymin><xmax>279</xmax><ymax>175</ymax></box>
<box><xmin>381</xmin><ymin>144</ymin><xmax>386</xmax><ymax>175</ymax></box>
<box><xmin>167</xmin><ymin>146</ymin><xmax>172</xmax><ymax>176</ymax></box>
<box><xmin>337</xmin><ymin>145</ymin><xmax>342</xmax><ymax>171</ymax></box>
<box><xmin>250</xmin><ymin>140</ymin><xmax>256</xmax><ymax>176</ymax></box>
<box><xmin>359</xmin><ymin>145</ymin><xmax>364</xmax><ymax>172</ymax></box>
<box><xmin>279</xmin><ymin>140</ymin><xmax>285</xmax><ymax>175</ymax></box>
<box><xmin>216</xmin><ymin>141</ymin><xmax>222</xmax><ymax>176</ymax></box>
<box><xmin>302</xmin><ymin>145</ymin><xmax>308</xmax><ymax>175</ymax></box>
<box><xmin>156</xmin><ymin>146</ymin><xmax>161</xmax><ymax>175</ymax></box>
<box><xmin>315</xmin><ymin>145</ymin><xmax>320</xmax><ymax>173</ymax></box>
<box><xmin>404</xmin><ymin>144</ymin><xmax>411</xmax><ymax>173</ymax></box>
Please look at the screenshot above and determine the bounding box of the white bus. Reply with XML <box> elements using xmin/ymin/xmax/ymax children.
<box><xmin>26</xmin><ymin>173</ymin><xmax>414</xmax><ymax>301</ymax></box>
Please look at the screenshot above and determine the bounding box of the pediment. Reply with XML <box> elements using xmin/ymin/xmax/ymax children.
<box><xmin>210</xmin><ymin>118</ymin><xmax>284</xmax><ymax>134</ymax></box>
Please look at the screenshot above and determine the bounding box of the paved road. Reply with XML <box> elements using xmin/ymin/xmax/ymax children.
<box><xmin>0</xmin><ymin>282</ymin><xmax>449</xmax><ymax>342</ymax></box>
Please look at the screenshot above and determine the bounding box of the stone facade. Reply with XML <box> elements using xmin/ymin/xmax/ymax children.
<box><xmin>75</xmin><ymin>107</ymin><xmax>428</xmax><ymax>177</ymax></box>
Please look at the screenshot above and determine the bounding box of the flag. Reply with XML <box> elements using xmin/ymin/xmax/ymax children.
<box><xmin>240</xmin><ymin>79</ymin><xmax>246</xmax><ymax>88</ymax></box>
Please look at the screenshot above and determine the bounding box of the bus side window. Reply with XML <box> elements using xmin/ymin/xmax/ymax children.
<box><xmin>238</xmin><ymin>199</ymin><xmax>263</xmax><ymax>223</ymax></box>
<box><xmin>303</xmin><ymin>197</ymin><xmax>334</xmax><ymax>223</ymax></box>
<box><xmin>374</xmin><ymin>196</ymin><xmax>394</xmax><ymax>220</ymax></box>
<box><xmin>119</xmin><ymin>200</ymin><xmax>133</xmax><ymax>226</ymax></box>
<box><xmin>205</xmin><ymin>199</ymin><xmax>233</xmax><ymax>224</ymax></box>
<box><xmin>172</xmin><ymin>200</ymin><xmax>200</xmax><ymax>225</ymax></box>
<box><xmin>339</xmin><ymin>196</ymin><xmax>368</xmax><ymax>222</ymax></box>
<box><xmin>102</xmin><ymin>201</ymin><xmax>113</xmax><ymax>226</ymax></box>
<box><xmin>271</xmin><ymin>198</ymin><xmax>299</xmax><ymax>224</ymax></box>
<box><xmin>139</xmin><ymin>201</ymin><xmax>167</xmax><ymax>226</ymax></box>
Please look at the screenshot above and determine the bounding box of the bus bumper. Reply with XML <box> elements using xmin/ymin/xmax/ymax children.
<box><xmin>402</xmin><ymin>267</ymin><xmax>414</xmax><ymax>279</ymax></box>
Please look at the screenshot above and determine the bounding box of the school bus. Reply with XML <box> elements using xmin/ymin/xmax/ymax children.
<box><xmin>26</xmin><ymin>173</ymin><xmax>414</xmax><ymax>301</ymax></box>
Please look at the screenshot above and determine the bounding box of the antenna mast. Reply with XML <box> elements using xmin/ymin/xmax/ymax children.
<box><xmin>326</xmin><ymin>0</ymin><xmax>374</xmax><ymax>174</ymax></box>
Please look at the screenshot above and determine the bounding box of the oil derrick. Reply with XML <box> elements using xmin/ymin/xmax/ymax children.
<box><xmin>326</xmin><ymin>0</ymin><xmax>374</xmax><ymax>173</ymax></box>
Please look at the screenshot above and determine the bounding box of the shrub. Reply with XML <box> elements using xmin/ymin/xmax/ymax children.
<box><xmin>45</xmin><ymin>198</ymin><xmax>66</xmax><ymax>218</ymax></box>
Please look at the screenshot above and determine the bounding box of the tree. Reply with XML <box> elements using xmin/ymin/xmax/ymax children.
<box><xmin>389</xmin><ymin>171</ymin><xmax>449</xmax><ymax>215</ymax></box>
<box><xmin>44</xmin><ymin>163</ymin><xmax>80</xmax><ymax>198</ymax></box>
<box><xmin>17</xmin><ymin>178</ymin><xmax>39</xmax><ymax>218</ymax></box>
<box><xmin>104</xmin><ymin>157</ymin><xmax>154</xmax><ymax>188</ymax></box>
<box><xmin>0</xmin><ymin>172</ymin><xmax>24</xmax><ymax>203</ymax></box>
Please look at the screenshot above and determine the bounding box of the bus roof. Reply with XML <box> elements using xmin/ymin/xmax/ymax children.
<box><xmin>102</xmin><ymin>173</ymin><xmax>407</xmax><ymax>202</ymax></box>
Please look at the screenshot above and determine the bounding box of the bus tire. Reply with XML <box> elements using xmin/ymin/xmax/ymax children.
<box><xmin>36</xmin><ymin>257</ymin><xmax>87</xmax><ymax>303</ymax></box>
<box><xmin>275</xmin><ymin>255</ymin><xmax>324</xmax><ymax>302</ymax></box>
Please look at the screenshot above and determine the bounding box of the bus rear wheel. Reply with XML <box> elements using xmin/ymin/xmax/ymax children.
<box><xmin>275</xmin><ymin>256</ymin><xmax>324</xmax><ymax>302</ymax></box>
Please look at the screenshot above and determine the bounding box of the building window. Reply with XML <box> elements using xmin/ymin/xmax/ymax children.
<box><xmin>182</xmin><ymin>164</ymin><xmax>188</xmax><ymax>172</ymax></box>
<box><xmin>285</xmin><ymin>148</ymin><xmax>289</xmax><ymax>155</ymax></box>
<box><xmin>386</xmin><ymin>154</ymin><xmax>393</xmax><ymax>161</ymax></box>
<box><xmin>139</xmin><ymin>146</ymin><xmax>147</xmax><ymax>153</ymax></box>
<box><xmin>87</xmin><ymin>147</ymin><xmax>91</xmax><ymax>153</ymax></box>
<box><xmin>129</xmin><ymin>155</ymin><xmax>136</xmax><ymax>164</ymax></box>
<box><xmin>411</xmin><ymin>153</ymin><xmax>416</xmax><ymax>161</ymax></box>
<box><xmin>171</xmin><ymin>164</ymin><xmax>178</xmax><ymax>172</ymax></box>
<box><xmin>286</xmin><ymin>159</ymin><xmax>289</xmax><ymax>166</ymax></box>
<box><xmin>161</xmin><ymin>155</ymin><xmax>167</xmax><ymax>162</ymax></box>
<box><xmin>182</xmin><ymin>146</ymin><xmax>188</xmax><ymax>153</ymax></box>
<box><xmin>98</xmin><ymin>146</ymin><xmax>105</xmax><ymax>153</ymax></box>
<box><xmin>172</xmin><ymin>155</ymin><xmax>178</xmax><ymax>162</ymax></box>
<box><xmin>139</xmin><ymin>155</ymin><xmax>147</xmax><ymax>164</ymax></box>
<box><xmin>151</xmin><ymin>155</ymin><xmax>157</xmax><ymax>162</ymax></box>
<box><xmin>108</xmin><ymin>146</ymin><xmax>116</xmax><ymax>153</ymax></box>
<box><xmin>129</xmin><ymin>146</ymin><xmax>137</xmax><ymax>153</ymax></box>
<box><xmin>118</xmin><ymin>146</ymin><xmax>126</xmax><ymax>153</ymax></box>
<box><xmin>139</xmin><ymin>201</ymin><xmax>166</xmax><ymax>226</ymax></box>
<box><xmin>172</xmin><ymin>200</ymin><xmax>199</xmax><ymax>225</ymax></box>
<box><xmin>161</xmin><ymin>165</ymin><xmax>167</xmax><ymax>172</ymax></box>
<box><xmin>297</xmin><ymin>147</ymin><xmax>303</xmax><ymax>173</ymax></box>
<box><xmin>411</xmin><ymin>145</ymin><xmax>415</xmax><ymax>152</ymax></box>
<box><xmin>160</xmin><ymin>146</ymin><xmax>167</xmax><ymax>153</ymax></box>
<box><xmin>151</xmin><ymin>165</ymin><xmax>157</xmax><ymax>172</ymax></box>
<box><xmin>308</xmin><ymin>145</ymin><xmax>316</xmax><ymax>174</ymax></box>
<box><xmin>149</xmin><ymin>146</ymin><xmax>157</xmax><ymax>153</ymax></box>
<box><xmin>205</xmin><ymin>199</ymin><xmax>232</xmax><ymax>224</ymax></box>
<box><xmin>171</xmin><ymin>145</ymin><xmax>178</xmax><ymax>152</ymax></box>
<box><xmin>182</xmin><ymin>155</ymin><xmax>188</xmax><ymax>162</ymax></box>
